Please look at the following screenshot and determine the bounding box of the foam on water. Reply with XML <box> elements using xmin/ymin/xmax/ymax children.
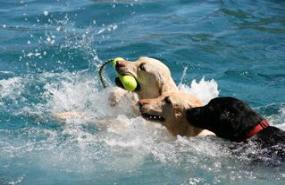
<box><xmin>279</xmin><ymin>108</ymin><xmax>285</xmax><ymax>130</ymax></box>
<box><xmin>0</xmin><ymin>77</ymin><xmax>25</xmax><ymax>101</ymax></box>
<box><xmin>1</xmin><ymin>70</ymin><xmax>284</xmax><ymax>184</ymax></box>
<box><xmin>178</xmin><ymin>78</ymin><xmax>219</xmax><ymax>105</ymax></box>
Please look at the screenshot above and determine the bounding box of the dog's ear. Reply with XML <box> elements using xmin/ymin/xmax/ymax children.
<box><xmin>186</xmin><ymin>108</ymin><xmax>202</xmax><ymax>123</ymax></box>
<box><xmin>157</xmin><ymin>74</ymin><xmax>176</xmax><ymax>94</ymax></box>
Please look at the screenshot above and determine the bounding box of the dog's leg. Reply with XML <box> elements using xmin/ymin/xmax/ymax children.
<box><xmin>109</xmin><ymin>87</ymin><xmax>140</xmax><ymax>116</ymax></box>
<box><xmin>54</xmin><ymin>112</ymin><xmax>85</xmax><ymax>120</ymax></box>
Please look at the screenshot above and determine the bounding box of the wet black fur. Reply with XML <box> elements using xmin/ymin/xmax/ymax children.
<box><xmin>186</xmin><ymin>97</ymin><xmax>285</xmax><ymax>161</ymax></box>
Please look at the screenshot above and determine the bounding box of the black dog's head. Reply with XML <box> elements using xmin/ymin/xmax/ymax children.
<box><xmin>186</xmin><ymin>97</ymin><xmax>263</xmax><ymax>141</ymax></box>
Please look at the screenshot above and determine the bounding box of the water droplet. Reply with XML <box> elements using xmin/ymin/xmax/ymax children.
<box><xmin>56</xmin><ymin>26</ymin><xmax>61</xmax><ymax>32</ymax></box>
<box><xmin>43</xmin><ymin>11</ymin><xmax>49</xmax><ymax>16</ymax></box>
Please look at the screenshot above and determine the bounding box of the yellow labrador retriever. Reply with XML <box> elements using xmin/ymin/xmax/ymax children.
<box><xmin>138</xmin><ymin>92</ymin><xmax>214</xmax><ymax>137</ymax></box>
<box><xmin>56</xmin><ymin>57</ymin><xmax>179</xmax><ymax>119</ymax></box>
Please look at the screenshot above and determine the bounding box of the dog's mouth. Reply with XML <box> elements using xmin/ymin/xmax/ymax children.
<box><xmin>115</xmin><ymin>72</ymin><xmax>141</xmax><ymax>91</ymax></box>
<box><xmin>141</xmin><ymin>113</ymin><xmax>165</xmax><ymax>122</ymax></box>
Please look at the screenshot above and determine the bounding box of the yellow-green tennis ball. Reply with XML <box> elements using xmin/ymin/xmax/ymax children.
<box><xmin>111</xmin><ymin>57</ymin><xmax>125</xmax><ymax>67</ymax></box>
<box><xmin>119</xmin><ymin>74</ymin><xmax>137</xmax><ymax>91</ymax></box>
<box><xmin>110</xmin><ymin>57</ymin><xmax>138</xmax><ymax>91</ymax></box>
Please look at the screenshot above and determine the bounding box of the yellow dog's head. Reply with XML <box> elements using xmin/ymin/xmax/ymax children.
<box><xmin>114</xmin><ymin>57</ymin><xmax>178</xmax><ymax>99</ymax></box>
<box><xmin>138</xmin><ymin>92</ymin><xmax>206</xmax><ymax>137</ymax></box>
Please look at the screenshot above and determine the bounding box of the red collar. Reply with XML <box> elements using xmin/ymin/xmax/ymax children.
<box><xmin>244</xmin><ymin>119</ymin><xmax>270</xmax><ymax>140</ymax></box>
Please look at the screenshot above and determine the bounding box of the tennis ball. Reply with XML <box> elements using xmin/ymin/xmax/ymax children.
<box><xmin>118</xmin><ymin>74</ymin><xmax>138</xmax><ymax>91</ymax></box>
<box><xmin>111</xmin><ymin>57</ymin><xmax>138</xmax><ymax>91</ymax></box>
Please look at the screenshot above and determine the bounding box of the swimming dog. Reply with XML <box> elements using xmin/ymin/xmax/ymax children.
<box><xmin>186</xmin><ymin>97</ymin><xmax>285</xmax><ymax>161</ymax></box>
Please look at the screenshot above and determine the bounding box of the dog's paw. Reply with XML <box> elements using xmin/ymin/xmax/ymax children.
<box><xmin>108</xmin><ymin>87</ymin><xmax>128</xmax><ymax>107</ymax></box>
<box><xmin>108</xmin><ymin>92</ymin><xmax>120</xmax><ymax>107</ymax></box>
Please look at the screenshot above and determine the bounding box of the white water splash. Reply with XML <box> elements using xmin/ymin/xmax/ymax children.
<box><xmin>276</xmin><ymin>106</ymin><xmax>285</xmax><ymax>129</ymax></box>
<box><xmin>0</xmin><ymin>77</ymin><xmax>25</xmax><ymax>102</ymax></box>
<box><xmin>1</xmin><ymin>72</ymin><xmax>285</xmax><ymax>183</ymax></box>
<box><xmin>38</xmin><ymin>75</ymin><xmax>224</xmax><ymax>165</ymax></box>
<box><xmin>179</xmin><ymin>78</ymin><xmax>219</xmax><ymax>105</ymax></box>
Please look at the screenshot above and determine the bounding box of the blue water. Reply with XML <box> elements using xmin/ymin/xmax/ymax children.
<box><xmin>1</xmin><ymin>0</ymin><xmax>285</xmax><ymax>184</ymax></box>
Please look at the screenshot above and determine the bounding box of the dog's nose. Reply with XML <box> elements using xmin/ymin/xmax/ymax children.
<box><xmin>138</xmin><ymin>101</ymin><xmax>143</xmax><ymax>109</ymax></box>
<box><xmin>138</xmin><ymin>100</ymin><xmax>147</xmax><ymax>109</ymax></box>
<box><xmin>116</xmin><ymin>60</ymin><xmax>126</xmax><ymax>69</ymax></box>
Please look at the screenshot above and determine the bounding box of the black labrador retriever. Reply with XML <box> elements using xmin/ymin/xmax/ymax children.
<box><xmin>186</xmin><ymin>97</ymin><xmax>285</xmax><ymax>162</ymax></box>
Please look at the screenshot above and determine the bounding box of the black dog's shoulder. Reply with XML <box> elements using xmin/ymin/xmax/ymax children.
<box><xmin>250</xmin><ymin>126</ymin><xmax>285</xmax><ymax>163</ymax></box>
<box><xmin>256</xmin><ymin>126</ymin><xmax>285</xmax><ymax>146</ymax></box>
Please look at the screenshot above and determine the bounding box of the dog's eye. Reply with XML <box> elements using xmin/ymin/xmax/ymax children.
<box><xmin>164</xmin><ymin>96</ymin><xmax>172</xmax><ymax>104</ymax></box>
<box><xmin>139</xmin><ymin>63</ymin><xmax>146</xmax><ymax>71</ymax></box>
